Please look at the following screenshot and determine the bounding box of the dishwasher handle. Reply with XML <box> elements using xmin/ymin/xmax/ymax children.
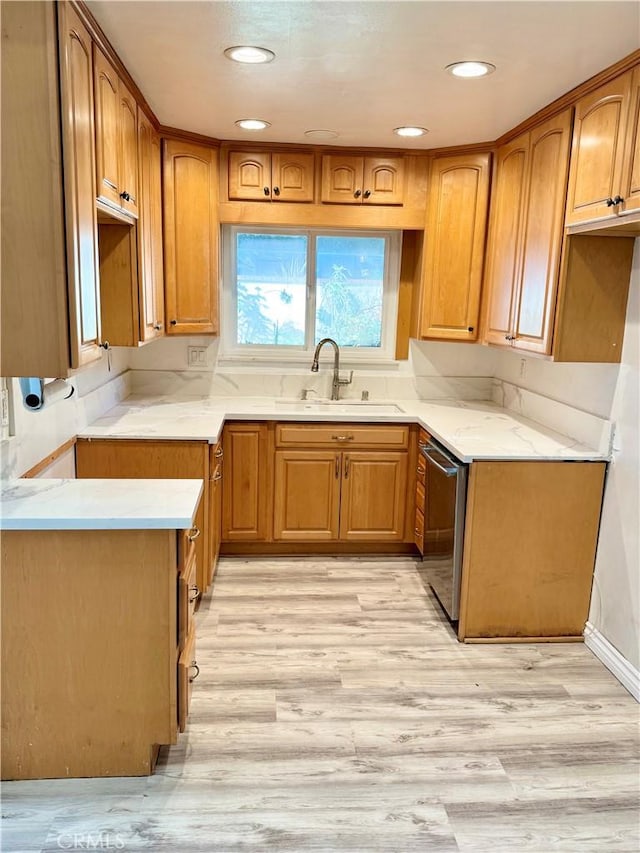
<box><xmin>421</xmin><ymin>443</ymin><xmax>462</xmax><ymax>477</ymax></box>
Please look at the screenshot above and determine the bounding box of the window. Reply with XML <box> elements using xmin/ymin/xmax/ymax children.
<box><xmin>221</xmin><ymin>226</ymin><xmax>401</xmax><ymax>362</ymax></box>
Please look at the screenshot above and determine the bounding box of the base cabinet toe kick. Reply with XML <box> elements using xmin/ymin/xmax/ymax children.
<box><xmin>1</xmin><ymin>525</ymin><xmax>200</xmax><ymax>780</ymax></box>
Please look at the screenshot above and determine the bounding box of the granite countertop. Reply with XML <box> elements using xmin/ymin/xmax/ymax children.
<box><xmin>78</xmin><ymin>395</ymin><xmax>607</xmax><ymax>463</ymax></box>
<box><xmin>0</xmin><ymin>478</ymin><xmax>203</xmax><ymax>530</ymax></box>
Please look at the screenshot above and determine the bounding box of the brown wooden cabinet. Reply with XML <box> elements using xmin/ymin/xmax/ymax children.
<box><xmin>163</xmin><ymin>139</ymin><xmax>219</xmax><ymax>334</ymax></box>
<box><xmin>93</xmin><ymin>46</ymin><xmax>138</xmax><ymax>217</ymax></box>
<box><xmin>76</xmin><ymin>439</ymin><xmax>213</xmax><ymax>595</ymax></box>
<box><xmin>137</xmin><ymin>111</ymin><xmax>165</xmax><ymax>342</ymax></box>
<box><xmin>222</xmin><ymin>423</ymin><xmax>272</xmax><ymax>541</ymax></box>
<box><xmin>565</xmin><ymin>70</ymin><xmax>634</xmax><ymax>225</ymax></box>
<box><xmin>458</xmin><ymin>461</ymin><xmax>607</xmax><ymax>641</ymax></box>
<box><xmin>483</xmin><ymin>110</ymin><xmax>573</xmax><ymax>355</ymax></box>
<box><xmin>228</xmin><ymin>150</ymin><xmax>314</xmax><ymax>202</ymax></box>
<box><xmin>208</xmin><ymin>440</ymin><xmax>223</xmax><ymax>585</ymax></box>
<box><xmin>419</xmin><ymin>153</ymin><xmax>491</xmax><ymax>342</ymax></box>
<box><xmin>620</xmin><ymin>65</ymin><xmax>640</xmax><ymax>216</ymax></box>
<box><xmin>272</xmin><ymin>424</ymin><xmax>409</xmax><ymax>543</ymax></box>
<box><xmin>321</xmin><ymin>155</ymin><xmax>405</xmax><ymax>205</ymax></box>
<box><xmin>1</xmin><ymin>525</ymin><xmax>196</xmax><ymax>779</ymax></box>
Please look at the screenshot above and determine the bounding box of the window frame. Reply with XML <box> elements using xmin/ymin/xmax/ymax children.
<box><xmin>220</xmin><ymin>225</ymin><xmax>402</xmax><ymax>365</ymax></box>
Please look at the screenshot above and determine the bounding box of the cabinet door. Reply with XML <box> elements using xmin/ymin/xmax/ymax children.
<box><xmin>222</xmin><ymin>423</ymin><xmax>271</xmax><ymax>541</ymax></box>
<box><xmin>420</xmin><ymin>154</ymin><xmax>491</xmax><ymax>341</ymax></box>
<box><xmin>271</xmin><ymin>152</ymin><xmax>314</xmax><ymax>202</ymax></box>
<box><xmin>228</xmin><ymin>151</ymin><xmax>271</xmax><ymax>200</ymax></box>
<box><xmin>273</xmin><ymin>451</ymin><xmax>341</xmax><ymax>540</ymax></box>
<box><xmin>339</xmin><ymin>452</ymin><xmax>408</xmax><ymax>541</ymax></box>
<box><xmin>620</xmin><ymin>65</ymin><xmax>640</xmax><ymax>215</ymax></box>
<box><xmin>137</xmin><ymin>113</ymin><xmax>163</xmax><ymax>342</ymax></box>
<box><xmin>58</xmin><ymin>3</ymin><xmax>102</xmax><ymax>368</ymax></box>
<box><xmin>513</xmin><ymin>109</ymin><xmax>572</xmax><ymax>355</ymax></box>
<box><xmin>362</xmin><ymin>156</ymin><xmax>404</xmax><ymax>205</ymax></box>
<box><xmin>164</xmin><ymin>139</ymin><xmax>219</xmax><ymax>334</ymax></box>
<box><xmin>208</xmin><ymin>442</ymin><xmax>223</xmax><ymax>586</ymax></box>
<box><xmin>93</xmin><ymin>47</ymin><xmax>120</xmax><ymax>209</ymax></box>
<box><xmin>565</xmin><ymin>71</ymin><xmax>633</xmax><ymax>225</ymax></box>
<box><xmin>482</xmin><ymin>135</ymin><xmax>529</xmax><ymax>347</ymax></box>
<box><xmin>118</xmin><ymin>80</ymin><xmax>138</xmax><ymax>216</ymax></box>
<box><xmin>321</xmin><ymin>155</ymin><xmax>364</xmax><ymax>203</ymax></box>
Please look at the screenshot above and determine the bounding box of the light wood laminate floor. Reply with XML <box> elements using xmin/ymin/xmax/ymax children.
<box><xmin>3</xmin><ymin>557</ymin><xmax>639</xmax><ymax>852</ymax></box>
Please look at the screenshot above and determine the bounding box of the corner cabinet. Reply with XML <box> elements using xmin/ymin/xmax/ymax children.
<box><xmin>321</xmin><ymin>155</ymin><xmax>405</xmax><ymax>205</ymax></box>
<box><xmin>419</xmin><ymin>153</ymin><xmax>491</xmax><ymax>341</ymax></box>
<box><xmin>228</xmin><ymin>150</ymin><xmax>314</xmax><ymax>202</ymax></box>
<box><xmin>163</xmin><ymin>139</ymin><xmax>219</xmax><ymax>334</ymax></box>
<box><xmin>483</xmin><ymin>109</ymin><xmax>573</xmax><ymax>355</ymax></box>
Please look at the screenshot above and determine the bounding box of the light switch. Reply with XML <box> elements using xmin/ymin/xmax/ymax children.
<box><xmin>187</xmin><ymin>346</ymin><xmax>208</xmax><ymax>367</ymax></box>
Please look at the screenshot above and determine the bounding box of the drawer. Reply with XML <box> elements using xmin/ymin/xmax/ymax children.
<box><xmin>178</xmin><ymin>547</ymin><xmax>198</xmax><ymax>652</ymax></box>
<box><xmin>178</xmin><ymin>625</ymin><xmax>198</xmax><ymax>733</ymax></box>
<box><xmin>416</xmin><ymin>454</ymin><xmax>426</xmax><ymax>486</ymax></box>
<box><xmin>414</xmin><ymin>508</ymin><xmax>425</xmax><ymax>553</ymax></box>
<box><xmin>276</xmin><ymin>423</ymin><xmax>409</xmax><ymax>449</ymax></box>
<box><xmin>209</xmin><ymin>440</ymin><xmax>223</xmax><ymax>468</ymax></box>
<box><xmin>415</xmin><ymin>479</ymin><xmax>425</xmax><ymax>514</ymax></box>
<box><xmin>417</xmin><ymin>428</ymin><xmax>430</xmax><ymax>453</ymax></box>
<box><xmin>178</xmin><ymin>525</ymin><xmax>199</xmax><ymax>572</ymax></box>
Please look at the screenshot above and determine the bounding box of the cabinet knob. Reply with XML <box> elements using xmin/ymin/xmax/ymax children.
<box><xmin>119</xmin><ymin>190</ymin><xmax>131</xmax><ymax>202</ymax></box>
<box><xmin>153</xmin><ymin>323</ymin><xmax>163</xmax><ymax>331</ymax></box>
<box><xmin>354</xmin><ymin>189</ymin><xmax>362</xmax><ymax>198</ymax></box>
<box><xmin>505</xmin><ymin>334</ymin><xmax>514</xmax><ymax>341</ymax></box>
<box><xmin>99</xmin><ymin>340</ymin><xmax>110</xmax><ymax>350</ymax></box>
<box><xmin>612</xmin><ymin>195</ymin><xmax>624</xmax><ymax>205</ymax></box>
<box><xmin>273</xmin><ymin>186</ymin><xmax>280</xmax><ymax>196</ymax></box>
<box><xmin>263</xmin><ymin>186</ymin><xmax>270</xmax><ymax>196</ymax></box>
<box><xmin>189</xmin><ymin>585</ymin><xmax>200</xmax><ymax>603</ymax></box>
<box><xmin>170</xmin><ymin>319</ymin><xmax>177</xmax><ymax>326</ymax></box>
<box><xmin>363</xmin><ymin>189</ymin><xmax>371</xmax><ymax>199</ymax></box>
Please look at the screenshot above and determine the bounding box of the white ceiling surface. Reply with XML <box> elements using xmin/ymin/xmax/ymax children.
<box><xmin>87</xmin><ymin>1</ymin><xmax>640</xmax><ymax>149</ymax></box>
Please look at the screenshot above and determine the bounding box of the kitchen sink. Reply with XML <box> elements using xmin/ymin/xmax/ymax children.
<box><xmin>274</xmin><ymin>401</ymin><xmax>404</xmax><ymax>414</ymax></box>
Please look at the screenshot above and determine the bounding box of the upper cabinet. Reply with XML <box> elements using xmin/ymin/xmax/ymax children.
<box><xmin>419</xmin><ymin>153</ymin><xmax>491</xmax><ymax>342</ymax></box>
<box><xmin>137</xmin><ymin>112</ymin><xmax>165</xmax><ymax>342</ymax></box>
<box><xmin>321</xmin><ymin>155</ymin><xmax>405</xmax><ymax>205</ymax></box>
<box><xmin>228</xmin><ymin>150</ymin><xmax>314</xmax><ymax>202</ymax></box>
<box><xmin>483</xmin><ymin>110</ymin><xmax>573</xmax><ymax>355</ymax></box>
<box><xmin>620</xmin><ymin>65</ymin><xmax>640</xmax><ymax>216</ymax></box>
<box><xmin>93</xmin><ymin>46</ymin><xmax>138</xmax><ymax>217</ymax></box>
<box><xmin>163</xmin><ymin>139</ymin><xmax>219</xmax><ymax>335</ymax></box>
<box><xmin>565</xmin><ymin>70</ymin><xmax>635</xmax><ymax>225</ymax></box>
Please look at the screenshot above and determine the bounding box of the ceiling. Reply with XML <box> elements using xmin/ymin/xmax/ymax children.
<box><xmin>87</xmin><ymin>1</ymin><xmax>640</xmax><ymax>150</ymax></box>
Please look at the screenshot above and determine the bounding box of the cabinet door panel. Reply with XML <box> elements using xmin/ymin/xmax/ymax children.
<box><xmin>93</xmin><ymin>47</ymin><xmax>120</xmax><ymax>208</ymax></box>
<box><xmin>482</xmin><ymin>138</ymin><xmax>529</xmax><ymax>347</ymax></box>
<box><xmin>274</xmin><ymin>451</ymin><xmax>341</xmax><ymax>540</ymax></box>
<box><xmin>363</xmin><ymin>157</ymin><xmax>404</xmax><ymax>205</ymax></box>
<box><xmin>137</xmin><ymin>113</ymin><xmax>159</xmax><ymax>342</ymax></box>
<box><xmin>58</xmin><ymin>4</ymin><xmax>101</xmax><ymax>368</ymax></box>
<box><xmin>339</xmin><ymin>452</ymin><xmax>408</xmax><ymax>541</ymax></box>
<box><xmin>420</xmin><ymin>154</ymin><xmax>490</xmax><ymax>341</ymax></box>
<box><xmin>272</xmin><ymin>153</ymin><xmax>314</xmax><ymax>202</ymax></box>
<box><xmin>222</xmin><ymin>424</ymin><xmax>270</xmax><ymax>541</ymax></box>
<box><xmin>228</xmin><ymin>151</ymin><xmax>271</xmax><ymax>200</ymax></box>
<box><xmin>514</xmin><ymin>110</ymin><xmax>572</xmax><ymax>354</ymax></box>
<box><xmin>118</xmin><ymin>80</ymin><xmax>138</xmax><ymax>216</ymax></box>
<box><xmin>321</xmin><ymin>155</ymin><xmax>363</xmax><ymax>203</ymax></box>
<box><xmin>164</xmin><ymin>140</ymin><xmax>218</xmax><ymax>334</ymax></box>
<box><xmin>621</xmin><ymin>66</ymin><xmax>640</xmax><ymax>215</ymax></box>
<box><xmin>565</xmin><ymin>72</ymin><xmax>632</xmax><ymax>224</ymax></box>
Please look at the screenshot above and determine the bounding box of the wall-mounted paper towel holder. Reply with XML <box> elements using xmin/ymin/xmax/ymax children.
<box><xmin>19</xmin><ymin>378</ymin><xmax>75</xmax><ymax>411</ymax></box>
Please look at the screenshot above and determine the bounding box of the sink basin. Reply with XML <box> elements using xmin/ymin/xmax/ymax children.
<box><xmin>274</xmin><ymin>401</ymin><xmax>404</xmax><ymax>414</ymax></box>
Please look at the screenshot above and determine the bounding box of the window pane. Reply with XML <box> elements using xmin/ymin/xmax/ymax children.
<box><xmin>236</xmin><ymin>233</ymin><xmax>307</xmax><ymax>345</ymax></box>
<box><xmin>315</xmin><ymin>236</ymin><xmax>385</xmax><ymax>347</ymax></box>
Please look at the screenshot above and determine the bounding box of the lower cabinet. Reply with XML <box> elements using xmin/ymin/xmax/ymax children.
<box><xmin>458</xmin><ymin>460</ymin><xmax>607</xmax><ymax>640</ymax></box>
<box><xmin>273</xmin><ymin>450</ymin><xmax>341</xmax><ymax>540</ymax></box>
<box><xmin>1</xmin><ymin>526</ymin><xmax>199</xmax><ymax>779</ymax></box>
<box><xmin>222</xmin><ymin>423</ymin><xmax>272</xmax><ymax>542</ymax></box>
<box><xmin>76</xmin><ymin>439</ymin><xmax>212</xmax><ymax>595</ymax></box>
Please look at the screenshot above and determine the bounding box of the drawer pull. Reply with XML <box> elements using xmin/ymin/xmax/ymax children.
<box><xmin>213</xmin><ymin>471</ymin><xmax>222</xmax><ymax>482</ymax></box>
<box><xmin>418</xmin><ymin>441</ymin><xmax>427</xmax><ymax>450</ymax></box>
<box><xmin>332</xmin><ymin>434</ymin><xmax>354</xmax><ymax>441</ymax></box>
<box><xmin>189</xmin><ymin>662</ymin><xmax>200</xmax><ymax>682</ymax></box>
<box><xmin>214</xmin><ymin>448</ymin><xmax>224</xmax><ymax>459</ymax></box>
<box><xmin>189</xmin><ymin>585</ymin><xmax>200</xmax><ymax>603</ymax></box>
<box><xmin>415</xmin><ymin>527</ymin><xmax>421</xmax><ymax>535</ymax></box>
<box><xmin>188</xmin><ymin>527</ymin><xmax>201</xmax><ymax>541</ymax></box>
<box><xmin>417</xmin><ymin>466</ymin><xmax>425</xmax><ymax>476</ymax></box>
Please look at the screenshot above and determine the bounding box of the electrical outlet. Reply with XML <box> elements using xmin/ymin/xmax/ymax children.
<box><xmin>519</xmin><ymin>358</ymin><xmax>526</xmax><ymax>378</ymax></box>
<box><xmin>187</xmin><ymin>346</ymin><xmax>208</xmax><ymax>368</ymax></box>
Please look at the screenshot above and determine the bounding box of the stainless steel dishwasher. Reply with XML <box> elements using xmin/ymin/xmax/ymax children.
<box><xmin>420</xmin><ymin>437</ymin><xmax>468</xmax><ymax>621</ymax></box>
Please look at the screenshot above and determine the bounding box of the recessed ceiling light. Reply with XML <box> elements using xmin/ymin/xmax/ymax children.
<box><xmin>446</xmin><ymin>61</ymin><xmax>496</xmax><ymax>78</ymax></box>
<box><xmin>224</xmin><ymin>45</ymin><xmax>275</xmax><ymax>64</ymax></box>
<box><xmin>235</xmin><ymin>119</ymin><xmax>271</xmax><ymax>131</ymax></box>
<box><xmin>304</xmin><ymin>129</ymin><xmax>339</xmax><ymax>140</ymax></box>
<box><xmin>393</xmin><ymin>126</ymin><xmax>429</xmax><ymax>138</ymax></box>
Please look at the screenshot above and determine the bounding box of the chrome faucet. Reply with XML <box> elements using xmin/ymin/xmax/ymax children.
<box><xmin>310</xmin><ymin>338</ymin><xmax>353</xmax><ymax>400</ymax></box>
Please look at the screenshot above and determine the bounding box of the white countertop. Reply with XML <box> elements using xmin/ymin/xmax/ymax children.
<box><xmin>78</xmin><ymin>395</ymin><xmax>607</xmax><ymax>462</ymax></box>
<box><xmin>0</xmin><ymin>478</ymin><xmax>203</xmax><ymax>530</ymax></box>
